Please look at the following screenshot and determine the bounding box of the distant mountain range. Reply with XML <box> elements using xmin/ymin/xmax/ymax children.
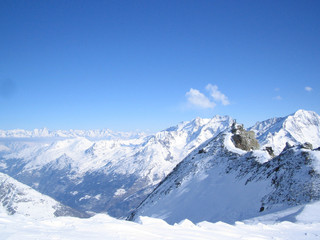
<box><xmin>0</xmin><ymin>109</ymin><xmax>319</xmax><ymax>222</ymax></box>
<box><xmin>0</xmin><ymin>128</ymin><xmax>146</xmax><ymax>140</ymax></box>
<box><xmin>0</xmin><ymin>115</ymin><xmax>233</xmax><ymax>217</ymax></box>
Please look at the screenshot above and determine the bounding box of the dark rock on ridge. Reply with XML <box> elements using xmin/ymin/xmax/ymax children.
<box><xmin>231</xmin><ymin>122</ymin><xmax>260</xmax><ymax>151</ymax></box>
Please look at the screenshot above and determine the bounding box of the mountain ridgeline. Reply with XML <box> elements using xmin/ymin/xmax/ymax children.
<box><xmin>0</xmin><ymin>172</ymin><xmax>89</xmax><ymax>219</ymax></box>
<box><xmin>0</xmin><ymin>116</ymin><xmax>233</xmax><ymax>218</ymax></box>
<box><xmin>128</xmin><ymin>127</ymin><xmax>320</xmax><ymax>224</ymax></box>
<box><xmin>1</xmin><ymin>110</ymin><xmax>320</xmax><ymax>222</ymax></box>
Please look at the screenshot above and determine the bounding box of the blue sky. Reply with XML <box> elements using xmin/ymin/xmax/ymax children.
<box><xmin>1</xmin><ymin>0</ymin><xmax>319</xmax><ymax>132</ymax></box>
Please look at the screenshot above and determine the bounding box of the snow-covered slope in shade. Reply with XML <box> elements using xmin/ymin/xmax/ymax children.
<box><xmin>129</xmin><ymin>129</ymin><xmax>320</xmax><ymax>224</ymax></box>
<box><xmin>249</xmin><ymin>109</ymin><xmax>320</xmax><ymax>155</ymax></box>
<box><xmin>0</xmin><ymin>115</ymin><xmax>233</xmax><ymax>218</ymax></box>
<box><xmin>0</xmin><ymin>172</ymin><xmax>89</xmax><ymax>219</ymax></box>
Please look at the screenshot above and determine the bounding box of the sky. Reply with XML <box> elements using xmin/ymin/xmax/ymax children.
<box><xmin>0</xmin><ymin>0</ymin><xmax>319</xmax><ymax>132</ymax></box>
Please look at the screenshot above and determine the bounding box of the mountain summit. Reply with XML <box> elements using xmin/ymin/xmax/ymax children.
<box><xmin>129</xmin><ymin>126</ymin><xmax>320</xmax><ymax>224</ymax></box>
<box><xmin>250</xmin><ymin>109</ymin><xmax>320</xmax><ymax>155</ymax></box>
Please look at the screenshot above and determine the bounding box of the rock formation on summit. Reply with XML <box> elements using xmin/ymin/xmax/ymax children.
<box><xmin>231</xmin><ymin>122</ymin><xmax>260</xmax><ymax>151</ymax></box>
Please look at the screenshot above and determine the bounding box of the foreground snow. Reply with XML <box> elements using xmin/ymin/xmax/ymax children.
<box><xmin>0</xmin><ymin>212</ymin><xmax>319</xmax><ymax>240</ymax></box>
<box><xmin>2</xmin><ymin>200</ymin><xmax>320</xmax><ymax>240</ymax></box>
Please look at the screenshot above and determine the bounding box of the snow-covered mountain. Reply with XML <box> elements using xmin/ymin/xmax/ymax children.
<box><xmin>1</xmin><ymin>110</ymin><xmax>319</xmax><ymax>221</ymax></box>
<box><xmin>0</xmin><ymin>115</ymin><xmax>233</xmax><ymax>218</ymax></box>
<box><xmin>128</xmin><ymin>127</ymin><xmax>320</xmax><ymax>224</ymax></box>
<box><xmin>249</xmin><ymin>109</ymin><xmax>320</xmax><ymax>155</ymax></box>
<box><xmin>0</xmin><ymin>128</ymin><xmax>146</xmax><ymax>140</ymax></box>
<box><xmin>0</xmin><ymin>172</ymin><xmax>89</xmax><ymax>219</ymax></box>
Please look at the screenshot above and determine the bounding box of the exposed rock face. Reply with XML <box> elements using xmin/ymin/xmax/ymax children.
<box><xmin>282</xmin><ymin>142</ymin><xmax>313</xmax><ymax>152</ymax></box>
<box><xmin>231</xmin><ymin>123</ymin><xmax>260</xmax><ymax>151</ymax></box>
<box><xmin>265</xmin><ymin>147</ymin><xmax>275</xmax><ymax>157</ymax></box>
<box><xmin>283</xmin><ymin>142</ymin><xmax>294</xmax><ymax>152</ymax></box>
<box><xmin>301</xmin><ymin>142</ymin><xmax>313</xmax><ymax>150</ymax></box>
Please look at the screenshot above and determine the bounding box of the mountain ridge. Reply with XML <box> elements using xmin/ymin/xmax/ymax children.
<box><xmin>250</xmin><ymin>109</ymin><xmax>320</xmax><ymax>155</ymax></box>
<box><xmin>0</xmin><ymin>172</ymin><xmax>89</xmax><ymax>219</ymax></box>
<box><xmin>0</xmin><ymin>115</ymin><xmax>234</xmax><ymax>218</ymax></box>
<box><xmin>0</xmin><ymin>110</ymin><xmax>319</xmax><ymax>220</ymax></box>
<box><xmin>128</xmin><ymin>128</ymin><xmax>320</xmax><ymax>224</ymax></box>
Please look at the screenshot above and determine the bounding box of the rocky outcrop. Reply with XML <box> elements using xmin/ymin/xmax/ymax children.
<box><xmin>231</xmin><ymin>123</ymin><xmax>260</xmax><ymax>151</ymax></box>
<box><xmin>265</xmin><ymin>147</ymin><xmax>275</xmax><ymax>157</ymax></box>
<box><xmin>300</xmin><ymin>142</ymin><xmax>313</xmax><ymax>150</ymax></box>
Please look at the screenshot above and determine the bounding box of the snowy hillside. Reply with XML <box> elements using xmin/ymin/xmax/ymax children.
<box><xmin>0</xmin><ymin>172</ymin><xmax>88</xmax><ymax>219</ymax></box>
<box><xmin>0</xmin><ymin>115</ymin><xmax>233</xmax><ymax>218</ymax></box>
<box><xmin>1</xmin><ymin>210</ymin><xmax>320</xmax><ymax>240</ymax></box>
<box><xmin>129</xmin><ymin>128</ymin><xmax>320</xmax><ymax>224</ymax></box>
<box><xmin>249</xmin><ymin>109</ymin><xmax>320</xmax><ymax>155</ymax></box>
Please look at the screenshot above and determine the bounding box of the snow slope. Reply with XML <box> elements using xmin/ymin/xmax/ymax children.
<box><xmin>245</xmin><ymin>200</ymin><xmax>320</xmax><ymax>224</ymax></box>
<box><xmin>129</xmin><ymin>129</ymin><xmax>320</xmax><ymax>224</ymax></box>
<box><xmin>0</xmin><ymin>115</ymin><xmax>233</xmax><ymax>218</ymax></box>
<box><xmin>0</xmin><ymin>172</ymin><xmax>88</xmax><ymax>219</ymax></box>
<box><xmin>249</xmin><ymin>109</ymin><xmax>320</xmax><ymax>155</ymax></box>
<box><xmin>0</xmin><ymin>209</ymin><xmax>320</xmax><ymax>240</ymax></box>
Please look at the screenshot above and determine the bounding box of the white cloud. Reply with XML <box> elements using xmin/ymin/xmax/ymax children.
<box><xmin>305</xmin><ymin>86</ymin><xmax>312</xmax><ymax>92</ymax></box>
<box><xmin>274</xmin><ymin>88</ymin><xmax>280</xmax><ymax>92</ymax></box>
<box><xmin>185</xmin><ymin>88</ymin><xmax>216</xmax><ymax>109</ymax></box>
<box><xmin>273</xmin><ymin>96</ymin><xmax>282</xmax><ymax>100</ymax></box>
<box><xmin>205</xmin><ymin>84</ymin><xmax>230</xmax><ymax>105</ymax></box>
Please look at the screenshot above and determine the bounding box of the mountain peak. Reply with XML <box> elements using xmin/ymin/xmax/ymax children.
<box><xmin>250</xmin><ymin>109</ymin><xmax>320</xmax><ymax>155</ymax></box>
<box><xmin>293</xmin><ymin>109</ymin><xmax>318</xmax><ymax>116</ymax></box>
<box><xmin>129</xmin><ymin>129</ymin><xmax>320</xmax><ymax>224</ymax></box>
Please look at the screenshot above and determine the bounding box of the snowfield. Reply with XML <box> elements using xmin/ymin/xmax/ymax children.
<box><xmin>0</xmin><ymin>210</ymin><xmax>320</xmax><ymax>240</ymax></box>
